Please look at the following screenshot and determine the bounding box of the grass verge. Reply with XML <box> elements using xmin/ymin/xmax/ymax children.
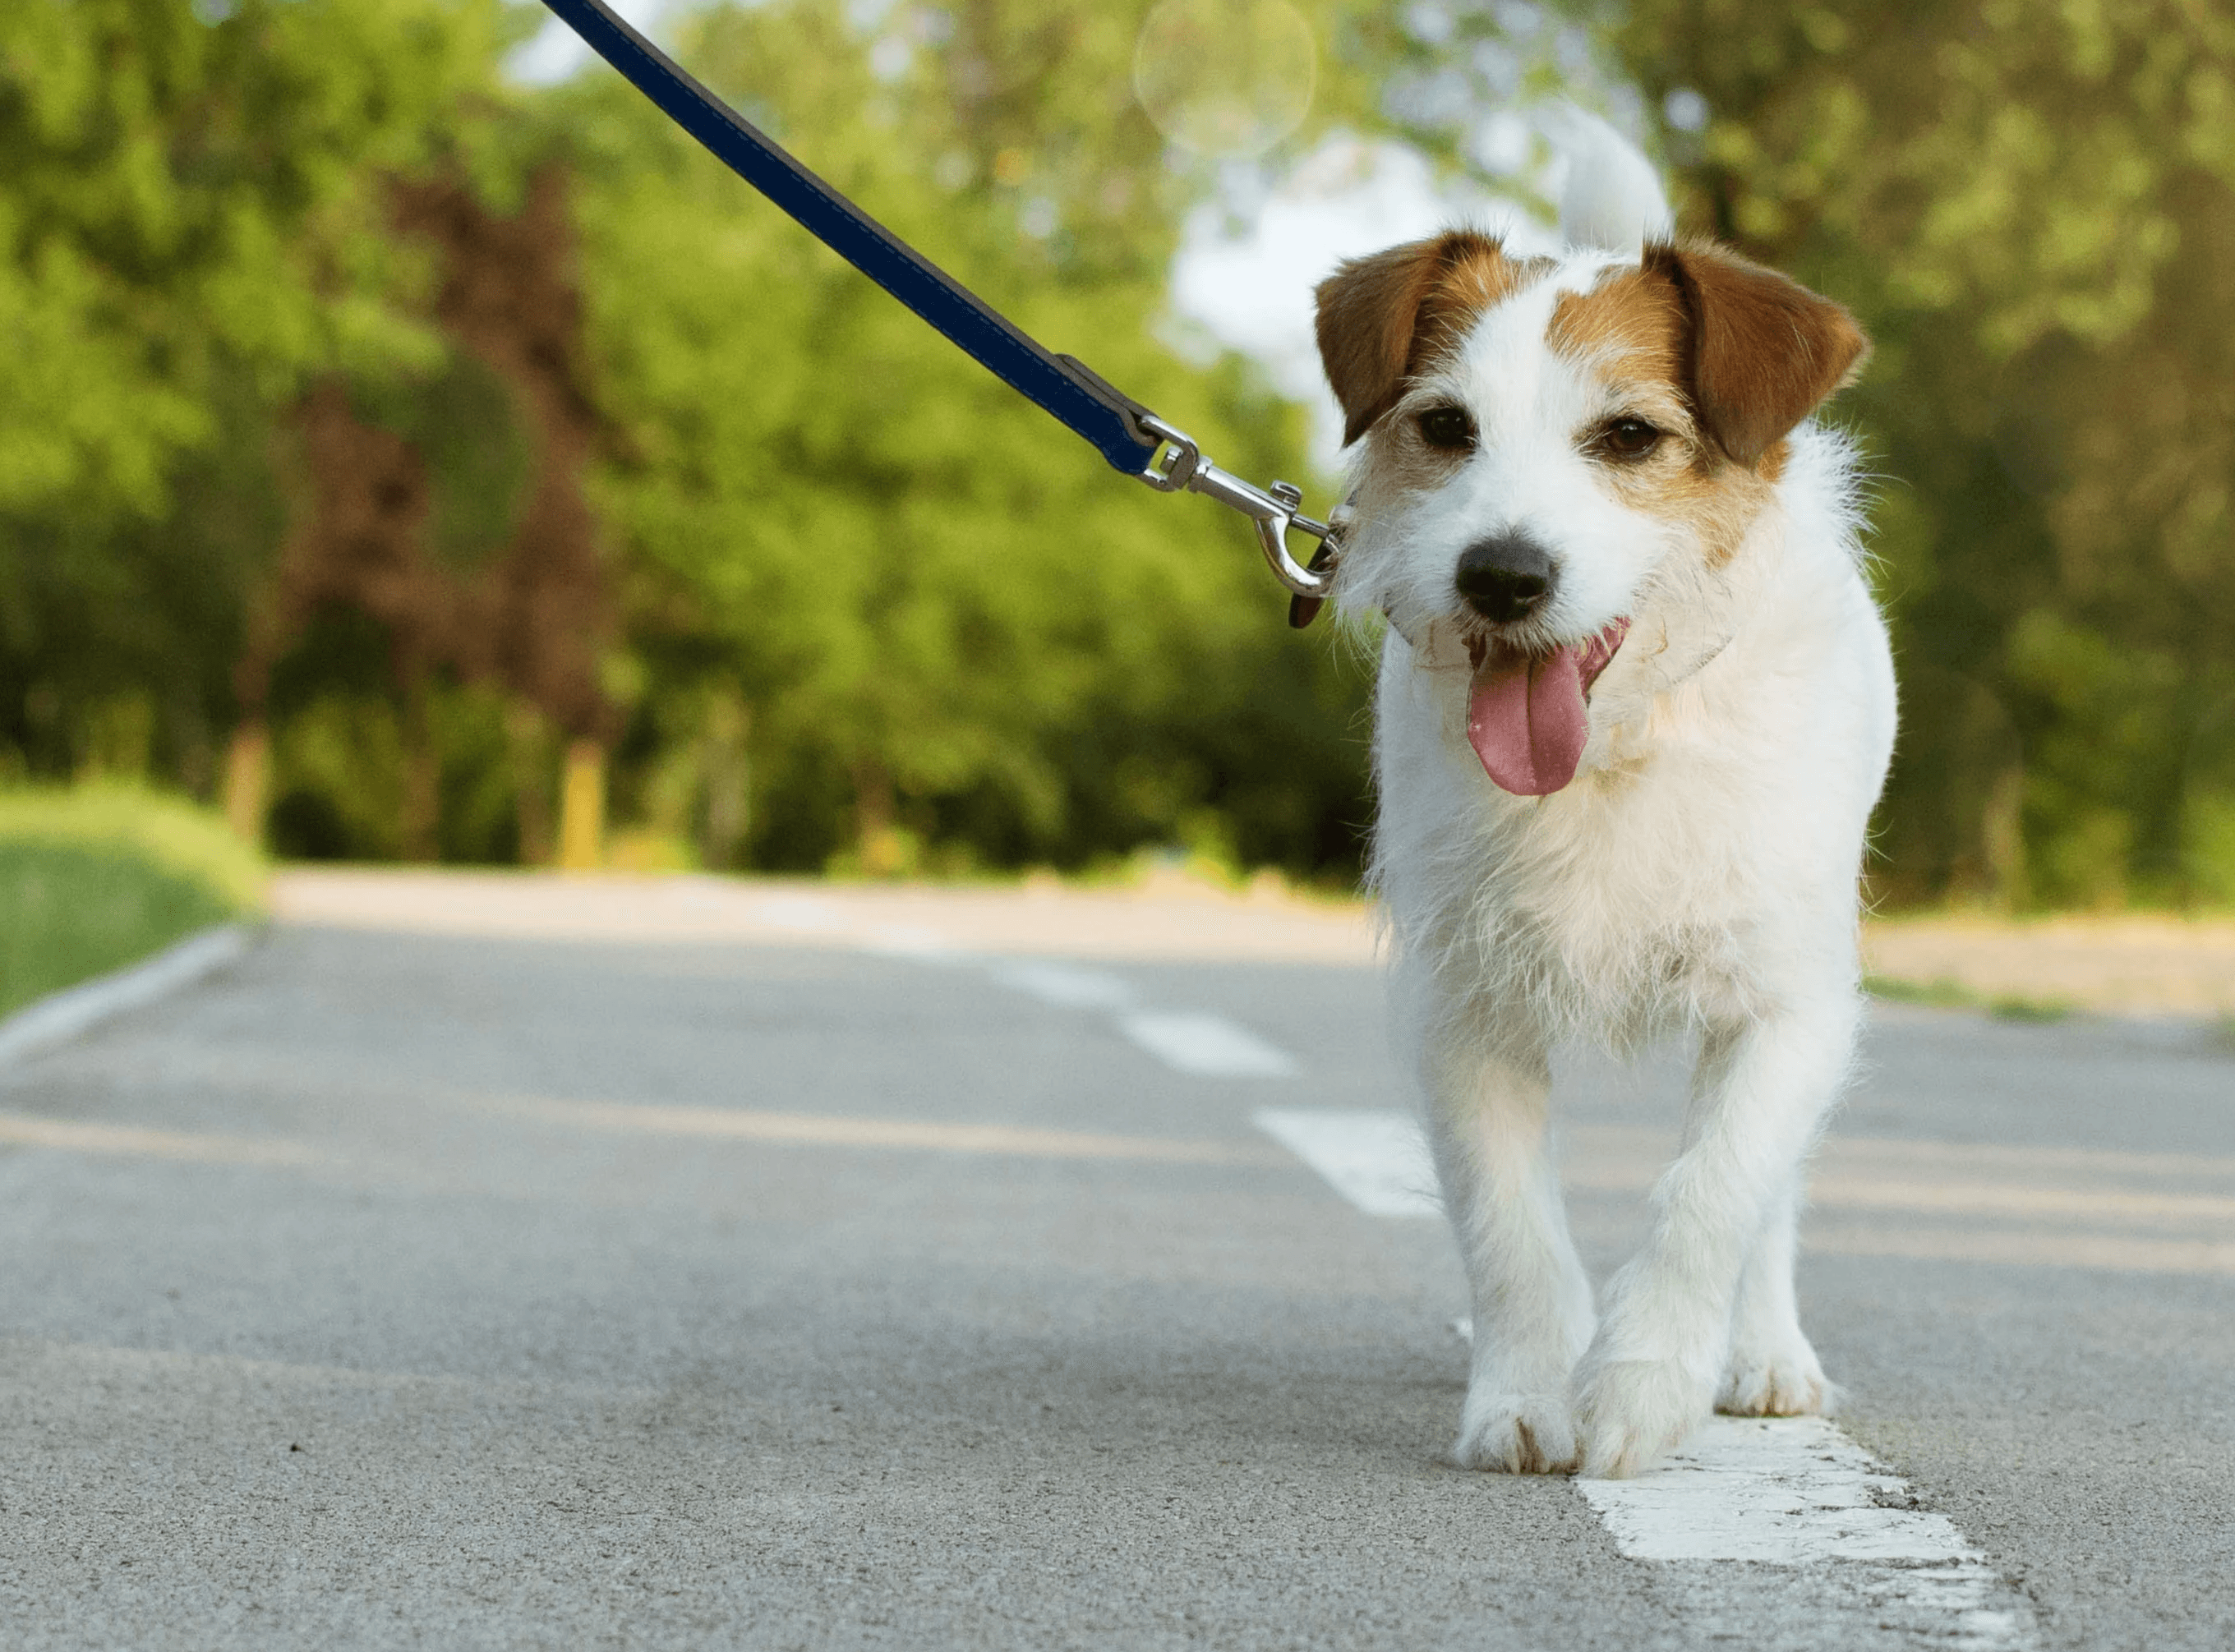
<box><xmin>0</xmin><ymin>784</ymin><xmax>265</xmax><ymax>1022</ymax></box>
<box><xmin>1864</xmin><ymin>973</ymin><xmax>2075</xmax><ymax>1023</ymax></box>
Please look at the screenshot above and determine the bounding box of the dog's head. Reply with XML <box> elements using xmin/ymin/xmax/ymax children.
<box><xmin>1314</xmin><ymin>232</ymin><xmax>1865</xmax><ymax>794</ymax></box>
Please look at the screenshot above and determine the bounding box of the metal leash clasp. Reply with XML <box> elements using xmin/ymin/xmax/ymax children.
<box><xmin>1136</xmin><ymin>415</ymin><xmax>1339</xmax><ymax>600</ymax></box>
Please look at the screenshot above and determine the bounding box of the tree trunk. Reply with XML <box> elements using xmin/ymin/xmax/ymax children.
<box><xmin>1983</xmin><ymin>760</ymin><xmax>2028</xmax><ymax>913</ymax></box>
<box><xmin>701</xmin><ymin>692</ymin><xmax>751</xmax><ymax>871</ymax></box>
<box><xmin>223</xmin><ymin>722</ymin><xmax>269</xmax><ymax>847</ymax></box>
<box><xmin>851</xmin><ymin>757</ymin><xmax>901</xmax><ymax>878</ymax></box>
<box><xmin>559</xmin><ymin>739</ymin><xmax>606</xmax><ymax>872</ymax></box>
<box><xmin>400</xmin><ymin>669</ymin><xmax>440</xmax><ymax>863</ymax></box>
<box><xmin>509</xmin><ymin>700</ymin><xmax>555</xmax><ymax>867</ymax></box>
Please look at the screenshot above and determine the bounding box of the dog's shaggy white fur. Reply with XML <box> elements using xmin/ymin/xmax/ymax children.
<box><xmin>1314</xmin><ymin>131</ymin><xmax>1895</xmax><ymax>1479</ymax></box>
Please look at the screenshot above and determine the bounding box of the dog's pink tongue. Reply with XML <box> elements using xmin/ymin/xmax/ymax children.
<box><xmin>1467</xmin><ymin>646</ymin><xmax>1590</xmax><ymax>796</ymax></box>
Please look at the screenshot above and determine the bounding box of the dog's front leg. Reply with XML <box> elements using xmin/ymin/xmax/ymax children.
<box><xmin>1718</xmin><ymin>1179</ymin><xmax>1833</xmax><ymax>1416</ymax></box>
<box><xmin>1574</xmin><ymin>992</ymin><xmax>1859</xmax><ymax>1477</ymax></box>
<box><xmin>1414</xmin><ymin>976</ymin><xmax>1597</xmax><ymax>1474</ymax></box>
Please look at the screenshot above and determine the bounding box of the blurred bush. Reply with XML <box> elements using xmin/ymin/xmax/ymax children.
<box><xmin>0</xmin><ymin>784</ymin><xmax>265</xmax><ymax>1016</ymax></box>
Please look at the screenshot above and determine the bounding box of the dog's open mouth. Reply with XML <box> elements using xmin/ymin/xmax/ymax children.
<box><xmin>1463</xmin><ymin>620</ymin><xmax>1631</xmax><ymax>796</ymax></box>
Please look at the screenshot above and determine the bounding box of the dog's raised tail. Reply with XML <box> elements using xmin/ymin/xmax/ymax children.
<box><xmin>1547</xmin><ymin>105</ymin><xmax>1674</xmax><ymax>253</ymax></box>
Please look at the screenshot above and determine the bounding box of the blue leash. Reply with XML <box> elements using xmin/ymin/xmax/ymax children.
<box><xmin>535</xmin><ymin>0</ymin><xmax>1341</xmax><ymax>623</ymax></box>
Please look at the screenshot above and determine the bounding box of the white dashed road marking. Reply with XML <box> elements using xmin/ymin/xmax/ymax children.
<box><xmin>1258</xmin><ymin>1104</ymin><xmax>2037</xmax><ymax>1647</ymax></box>
<box><xmin>850</xmin><ymin>924</ymin><xmax>1298</xmax><ymax>1080</ymax></box>
<box><xmin>1581</xmin><ymin>1414</ymin><xmax>1979</xmax><ymax>1558</ymax></box>
<box><xmin>986</xmin><ymin>960</ymin><xmax>1136</xmax><ymax>1011</ymax></box>
<box><xmin>779</xmin><ymin>928</ymin><xmax>2040</xmax><ymax>1640</ymax></box>
<box><xmin>1583</xmin><ymin>1419</ymin><xmax>2031</xmax><ymax>1646</ymax></box>
<box><xmin>1251</xmin><ymin>1107</ymin><xmax>1440</xmax><ymax>1216</ymax></box>
<box><xmin>1119</xmin><ymin>1011</ymin><xmax>1296</xmax><ymax>1078</ymax></box>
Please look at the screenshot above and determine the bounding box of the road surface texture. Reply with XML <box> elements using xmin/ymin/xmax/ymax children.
<box><xmin>0</xmin><ymin>871</ymin><xmax>2228</xmax><ymax>1650</ymax></box>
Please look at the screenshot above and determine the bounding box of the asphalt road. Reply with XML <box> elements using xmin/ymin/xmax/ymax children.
<box><xmin>0</xmin><ymin>909</ymin><xmax>2229</xmax><ymax>1649</ymax></box>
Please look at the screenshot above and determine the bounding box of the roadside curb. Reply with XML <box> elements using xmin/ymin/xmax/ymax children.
<box><xmin>0</xmin><ymin>924</ymin><xmax>254</xmax><ymax>1070</ymax></box>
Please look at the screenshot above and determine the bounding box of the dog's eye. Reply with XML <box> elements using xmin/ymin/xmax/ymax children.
<box><xmin>1591</xmin><ymin>417</ymin><xmax>1662</xmax><ymax>462</ymax></box>
<box><xmin>1417</xmin><ymin>406</ymin><xmax>1477</xmax><ymax>453</ymax></box>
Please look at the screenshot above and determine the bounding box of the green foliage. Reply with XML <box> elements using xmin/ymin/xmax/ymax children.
<box><xmin>560</xmin><ymin>0</ymin><xmax>1368</xmax><ymax>874</ymax></box>
<box><xmin>0</xmin><ymin>842</ymin><xmax>237</xmax><ymax>1019</ymax></box>
<box><xmin>348</xmin><ymin>355</ymin><xmax>537</xmax><ymax>574</ymax></box>
<box><xmin>0</xmin><ymin>0</ymin><xmax>525</xmax><ymax>784</ymax></box>
<box><xmin>0</xmin><ymin>780</ymin><xmax>267</xmax><ymax>911</ymax></box>
<box><xmin>0</xmin><ymin>783</ymin><xmax>264</xmax><ymax>1015</ymax></box>
<box><xmin>7</xmin><ymin>0</ymin><xmax>2231</xmax><ymax>903</ymax></box>
<box><xmin>0</xmin><ymin>0</ymin><xmax>521</xmax><ymax>522</ymax></box>
<box><xmin>1600</xmin><ymin>0</ymin><xmax>2235</xmax><ymax>908</ymax></box>
<box><xmin>1862</xmin><ymin>965</ymin><xmax>2073</xmax><ymax>1022</ymax></box>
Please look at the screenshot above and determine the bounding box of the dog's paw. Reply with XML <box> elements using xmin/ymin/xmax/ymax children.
<box><xmin>1717</xmin><ymin>1338</ymin><xmax>1836</xmax><ymax>1418</ymax></box>
<box><xmin>1451</xmin><ymin>1391</ymin><xmax>1578</xmax><ymax>1475</ymax></box>
<box><xmin>1574</xmin><ymin>1358</ymin><xmax>1710</xmax><ymax>1479</ymax></box>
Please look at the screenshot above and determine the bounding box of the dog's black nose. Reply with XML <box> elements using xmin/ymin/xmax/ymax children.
<box><xmin>1454</xmin><ymin>533</ymin><xmax>1556</xmax><ymax>624</ymax></box>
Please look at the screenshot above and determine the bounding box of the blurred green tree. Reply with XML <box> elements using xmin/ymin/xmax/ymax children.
<box><xmin>0</xmin><ymin>0</ymin><xmax>520</xmax><ymax>790</ymax></box>
<box><xmin>1602</xmin><ymin>0</ymin><xmax>2235</xmax><ymax>908</ymax></box>
<box><xmin>558</xmin><ymin>0</ymin><xmax>1367</xmax><ymax>876</ymax></box>
<box><xmin>32</xmin><ymin>0</ymin><xmax>2226</xmax><ymax>907</ymax></box>
<box><xmin>242</xmin><ymin>165</ymin><xmax>612</xmax><ymax>866</ymax></box>
<box><xmin>2</xmin><ymin>0</ymin><xmax>1374</xmax><ymax>879</ymax></box>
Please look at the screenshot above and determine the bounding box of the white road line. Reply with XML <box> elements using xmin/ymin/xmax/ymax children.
<box><xmin>834</xmin><ymin>923</ymin><xmax>1301</xmax><ymax>1079</ymax></box>
<box><xmin>1264</xmin><ymin>1106</ymin><xmax>2037</xmax><ymax>1647</ymax></box>
<box><xmin>1581</xmin><ymin>1417</ymin><xmax>2034</xmax><ymax>1649</ymax></box>
<box><xmin>0</xmin><ymin>924</ymin><xmax>251</xmax><ymax>1070</ymax></box>
<box><xmin>968</xmin><ymin>949</ymin><xmax>1297</xmax><ymax>1079</ymax></box>
<box><xmin>986</xmin><ymin>960</ymin><xmax>1136</xmax><ymax>1010</ymax></box>
<box><xmin>1121</xmin><ymin>1010</ymin><xmax>1297</xmax><ymax>1078</ymax></box>
<box><xmin>1252</xmin><ymin>1107</ymin><xmax>1440</xmax><ymax>1216</ymax></box>
<box><xmin>1580</xmin><ymin>1415</ymin><xmax>1979</xmax><ymax>1562</ymax></box>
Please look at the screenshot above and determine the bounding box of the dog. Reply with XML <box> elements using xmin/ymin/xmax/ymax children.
<box><xmin>1311</xmin><ymin>126</ymin><xmax>1894</xmax><ymax>1479</ymax></box>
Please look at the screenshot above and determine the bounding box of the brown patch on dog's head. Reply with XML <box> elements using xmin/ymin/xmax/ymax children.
<box><xmin>1537</xmin><ymin>246</ymin><xmax>1865</xmax><ymax>564</ymax></box>
<box><xmin>1548</xmin><ymin>249</ymin><xmax>1865</xmax><ymax>471</ymax></box>
<box><xmin>1315</xmin><ymin>232</ymin><xmax>1543</xmax><ymax>446</ymax></box>
<box><xmin>1546</xmin><ymin>266</ymin><xmax>1688</xmax><ymax>384</ymax></box>
<box><xmin>1545</xmin><ymin>260</ymin><xmax>1812</xmax><ymax>568</ymax></box>
<box><xmin>1643</xmin><ymin>242</ymin><xmax>1868</xmax><ymax>467</ymax></box>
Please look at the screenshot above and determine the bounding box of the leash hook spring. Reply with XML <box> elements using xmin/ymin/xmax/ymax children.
<box><xmin>1136</xmin><ymin>415</ymin><xmax>1341</xmax><ymax>601</ymax></box>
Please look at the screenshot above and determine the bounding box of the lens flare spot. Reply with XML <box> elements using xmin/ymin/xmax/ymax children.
<box><xmin>1133</xmin><ymin>0</ymin><xmax>1316</xmax><ymax>159</ymax></box>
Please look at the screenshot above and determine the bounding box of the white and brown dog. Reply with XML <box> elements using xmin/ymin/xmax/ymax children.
<box><xmin>1314</xmin><ymin>139</ymin><xmax>1893</xmax><ymax>1477</ymax></box>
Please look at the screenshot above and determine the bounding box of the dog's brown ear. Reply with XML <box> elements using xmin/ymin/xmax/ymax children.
<box><xmin>1646</xmin><ymin>242</ymin><xmax>1868</xmax><ymax>466</ymax></box>
<box><xmin>1315</xmin><ymin>232</ymin><xmax>1509</xmax><ymax>447</ymax></box>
